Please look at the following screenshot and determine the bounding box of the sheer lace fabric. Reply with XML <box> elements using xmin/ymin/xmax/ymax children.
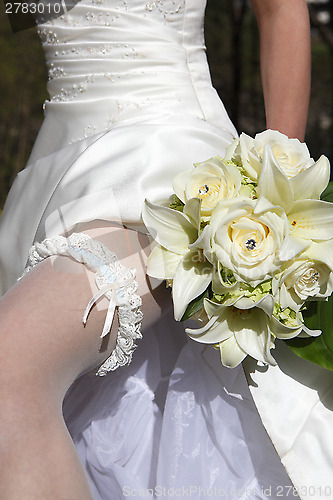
<box><xmin>21</xmin><ymin>233</ymin><xmax>143</xmax><ymax>374</ymax></box>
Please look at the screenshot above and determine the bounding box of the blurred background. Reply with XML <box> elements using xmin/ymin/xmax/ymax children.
<box><xmin>0</xmin><ymin>0</ymin><xmax>332</xmax><ymax>208</ymax></box>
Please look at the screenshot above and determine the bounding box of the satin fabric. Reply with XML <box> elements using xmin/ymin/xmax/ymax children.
<box><xmin>0</xmin><ymin>115</ymin><xmax>234</xmax><ymax>291</ymax></box>
<box><xmin>0</xmin><ymin>0</ymin><xmax>331</xmax><ymax>498</ymax></box>
<box><xmin>63</xmin><ymin>316</ymin><xmax>292</xmax><ymax>500</ymax></box>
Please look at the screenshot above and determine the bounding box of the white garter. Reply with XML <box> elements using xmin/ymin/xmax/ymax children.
<box><xmin>20</xmin><ymin>233</ymin><xmax>143</xmax><ymax>376</ymax></box>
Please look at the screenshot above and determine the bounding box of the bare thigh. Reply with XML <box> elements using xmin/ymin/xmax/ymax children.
<box><xmin>0</xmin><ymin>224</ymin><xmax>171</xmax><ymax>409</ymax></box>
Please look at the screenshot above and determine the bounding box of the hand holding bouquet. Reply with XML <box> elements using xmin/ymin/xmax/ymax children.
<box><xmin>143</xmin><ymin>130</ymin><xmax>333</xmax><ymax>370</ymax></box>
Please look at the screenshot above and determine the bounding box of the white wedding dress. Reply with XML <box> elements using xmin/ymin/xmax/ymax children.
<box><xmin>1</xmin><ymin>1</ymin><xmax>333</xmax><ymax>499</ymax></box>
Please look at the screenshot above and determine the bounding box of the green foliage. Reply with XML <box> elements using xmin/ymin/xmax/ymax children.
<box><xmin>286</xmin><ymin>297</ymin><xmax>333</xmax><ymax>372</ymax></box>
<box><xmin>181</xmin><ymin>287</ymin><xmax>211</xmax><ymax>321</ymax></box>
<box><xmin>0</xmin><ymin>9</ymin><xmax>47</xmax><ymax>208</ymax></box>
<box><xmin>321</xmin><ymin>180</ymin><xmax>333</xmax><ymax>202</ymax></box>
<box><xmin>169</xmin><ymin>195</ymin><xmax>185</xmax><ymax>212</ymax></box>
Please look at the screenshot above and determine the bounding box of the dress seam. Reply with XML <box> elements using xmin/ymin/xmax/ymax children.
<box><xmin>181</xmin><ymin>0</ymin><xmax>207</xmax><ymax>123</ymax></box>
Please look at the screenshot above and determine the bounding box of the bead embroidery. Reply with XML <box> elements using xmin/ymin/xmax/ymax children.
<box><xmin>38</xmin><ymin>28</ymin><xmax>60</xmax><ymax>44</ymax></box>
<box><xmin>37</xmin><ymin>0</ymin><xmax>187</xmax><ymax>142</ymax></box>
<box><xmin>145</xmin><ymin>0</ymin><xmax>185</xmax><ymax>21</ymax></box>
<box><xmin>51</xmin><ymin>75</ymin><xmax>95</xmax><ymax>102</ymax></box>
<box><xmin>48</xmin><ymin>65</ymin><xmax>68</xmax><ymax>79</ymax></box>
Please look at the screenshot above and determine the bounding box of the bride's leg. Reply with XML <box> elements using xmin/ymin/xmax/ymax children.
<box><xmin>0</xmin><ymin>225</ymin><xmax>171</xmax><ymax>500</ymax></box>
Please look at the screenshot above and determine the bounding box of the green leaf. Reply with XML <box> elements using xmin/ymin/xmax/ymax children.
<box><xmin>321</xmin><ymin>181</ymin><xmax>333</xmax><ymax>202</ymax></box>
<box><xmin>169</xmin><ymin>194</ymin><xmax>185</xmax><ymax>212</ymax></box>
<box><xmin>285</xmin><ymin>295</ymin><xmax>333</xmax><ymax>371</ymax></box>
<box><xmin>181</xmin><ymin>286</ymin><xmax>211</xmax><ymax>321</ymax></box>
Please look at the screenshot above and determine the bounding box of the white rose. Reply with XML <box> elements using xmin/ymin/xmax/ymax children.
<box><xmin>253</xmin><ymin>130</ymin><xmax>314</xmax><ymax>179</ymax></box>
<box><xmin>229</xmin><ymin>130</ymin><xmax>314</xmax><ymax>181</ymax></box>
<box><xmin>200</xmin><ymin>196</ymin><xmax>295</xmax><ymax>285</ymax></box>
<box><xmin>273</xmin><ymin>258</ymin><xmax>333</xmax><ymax>310</ymax></box>
<box><xmin>172</xmin><ymin>157</ymin><xmax>241</xmax><ymax>216</ymax></box>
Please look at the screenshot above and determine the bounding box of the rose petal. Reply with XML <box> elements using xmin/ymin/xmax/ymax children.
<box><xmin>183</xmin><ymin>197</ymin><xmax>201</xmax><ymax>230</ymax></box>
<box><xmin>172</xmin><ymin>169</ymin><xmax>191</xmax><ymax>203</ymax></box>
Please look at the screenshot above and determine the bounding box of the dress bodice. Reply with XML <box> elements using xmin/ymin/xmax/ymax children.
<box><xmin>31</xmin><ymin>0</ymin><xmax>234</xmax><ymax>160</ymax></box>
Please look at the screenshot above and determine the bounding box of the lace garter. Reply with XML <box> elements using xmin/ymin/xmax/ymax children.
<box><xmin>20</xmin><ymin>232</ymin><xmax>143</xmax><ymax>376</ymax></box>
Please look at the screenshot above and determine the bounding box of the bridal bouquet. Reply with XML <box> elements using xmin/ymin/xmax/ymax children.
<box><xmin>142</xmin><ymin>130</ymin><xmax>333</xmax><ymax>370</ymax></box>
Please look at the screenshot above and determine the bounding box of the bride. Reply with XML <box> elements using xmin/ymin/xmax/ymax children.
<box><xmin>0</xmin><ymin>0</ymin><xmax>315</xmax><ymax>499</ymax></box>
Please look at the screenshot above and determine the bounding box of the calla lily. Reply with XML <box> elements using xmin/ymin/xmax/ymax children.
<box><xmin>277</xmin><ymin>235</ymin><xmax>310</xmax><ymax>263</ymax></box>
<box><xmin>256</xmin><ymin>146</ymin><xmax>333</xmax><ymax>245</ymax></box>
<box><xmin>258</xmin><ymin>145</ymin><xmax>294</xmax><ymax>213</ymax></box>
<box><xmin>211</xmin><ymin>262</ymin><xmax>238</xmax><ymax>294</ymax></box>
<box><xmin>172</xmin><ymin>249</ymin><xmax>213</xmax><ymax>320</ymax></box>
<box><xmin>269</xmin><ymin>315</ymin><xmax>304</xmax><ymax>339</ymax></box>
<box><xmin>290</xmin><ymin>155</ymin><xmax>330</xmax><ymax>201</ymax></box>
<box><xmin>288</xmin><ymin>199</ymin><xmax>333</xmax><ymax>241</ymax></box>
<box><xmin>146</xmin><ymin>244</ymin><xmax>182</xmax><ymax>279</ymax></box>
<box><xmin>306</xmin><ymin>240</ymin><xmax>333</xmax><ymax>271</ymax></box>
<box><xmin>186</xmin><ymin>295</ymin><xmax>277</xmax><ymax>367</ymax></box>
<box><xmin>223</xmin><ymin>137</ymin><xmax>239</xmax><ymax>161</ymax></box>
<box><xmin>143</xmin><ymin>198</ymin><xmax>213</xmax><ymax>320</ymax></box>
<box><xmin>257</xmin><ymin>146</ymin><xmax>330</xmax><ymax>208</ymax></box>
<box><xmin>270</xmin><ymin>313</ymin><xmax>321</xmax><ymax>339</ymax></box>
<box><xmin>142</xmin><ymin>199</ymin><xmax>198</xmax><ymax>254</ymax></box>
<box><xmin>218</xmin><ymin>336</ymin><xmax>248</xmax><ymax>368</ymax></box>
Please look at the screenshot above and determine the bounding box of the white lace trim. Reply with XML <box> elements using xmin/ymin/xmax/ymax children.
<box><xmin>20</xmin><ymin>233</ymin><xmax>143</xmax><ymax>376</ymax></box>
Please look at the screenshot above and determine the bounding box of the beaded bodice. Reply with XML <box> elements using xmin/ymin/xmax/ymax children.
<box><xmin>39</xmin><ymin>0</ymin><xmax>192</xmax><ymax>105</ymax></box>
<box><xmin>30</xmin><ymin>0</ymin><xmax>232</xmax><ymax>160</ymax></box>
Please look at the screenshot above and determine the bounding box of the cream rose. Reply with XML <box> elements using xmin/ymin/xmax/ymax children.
<box><xmin>226</xmin><ymin>130</ymin><xmax>314</xmax><ymax>181</ymax></box>
<box><xmin>254</xmin><ymin>130</ymin><xmax>314</xmax><ymax>179</ymax></box>
<box><xmin>172</xmin><ymin>156</ymin><xmax>241</xmax><ymax>216</ymax></box>
<box><xmin>200</xmin><ymin>196</ymin><xmax>296</xmax><ymax>285</ymax></box>
<box><xmin>273</xmin><ymin>258</ymin><xmax>333</xmax><ymax>310</ymax></box>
